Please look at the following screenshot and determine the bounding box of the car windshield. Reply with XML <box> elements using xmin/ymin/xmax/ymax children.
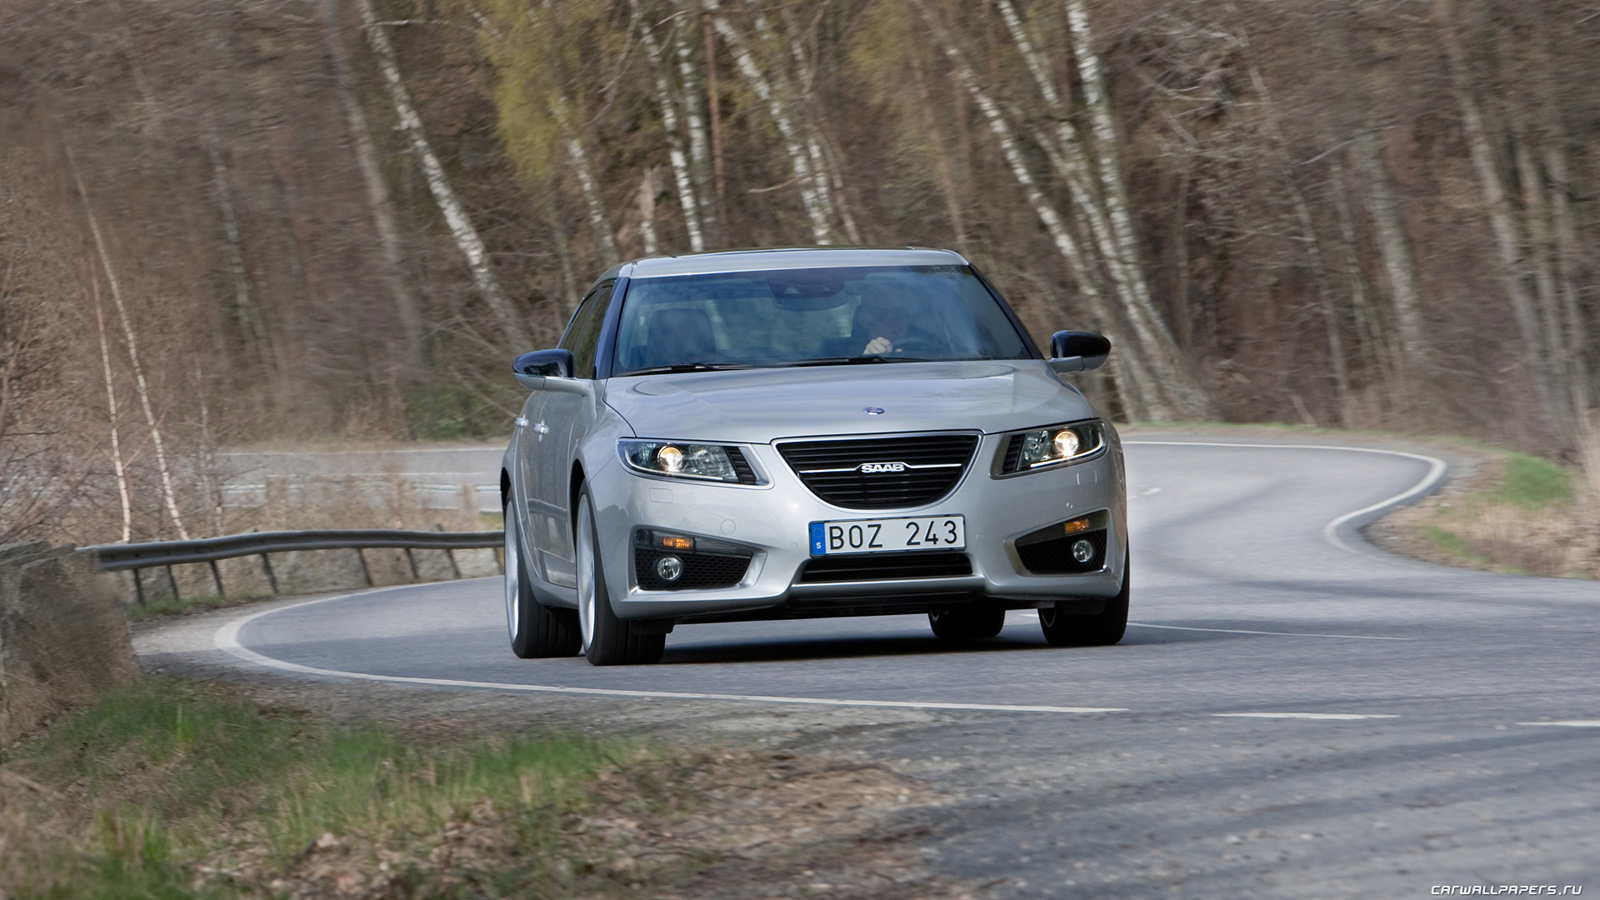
<box><xmin>612</xmin><ymin>265</ymin><xmax>1029</xmax><ymax>374</ymax></box>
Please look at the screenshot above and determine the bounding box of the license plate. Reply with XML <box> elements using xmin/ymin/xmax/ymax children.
<box><xmin>809</xmin><ymin>515</ymin><xmax>966</xmax><ymax>556</ymax></box>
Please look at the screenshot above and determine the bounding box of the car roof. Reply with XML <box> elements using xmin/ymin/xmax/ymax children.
<box><xmin>617</xmin><ymin>247</ymin><xmax>969</xmax><ymax>279</ymax></box>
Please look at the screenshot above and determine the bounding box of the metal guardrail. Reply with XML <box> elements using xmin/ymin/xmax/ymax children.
<box><xmin>80</xmin><ymin>529</ymin><xmax>503</xmax><ymax>605</ymax></box>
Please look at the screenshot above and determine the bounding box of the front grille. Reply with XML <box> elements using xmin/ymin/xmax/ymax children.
<box><xmin>778</xmin><ymin>433</ymin><xmax>979</xmax><ymax>509</ymax></box>
<box><xmin>799</xmin><ymin>551</ymin><xmax>972</xmax><ymax>583</ymax></box>
<box><xmin>1015</xmin><ymin>527</ymin><xmax>1107</xmax><ymax>575</ymax></box>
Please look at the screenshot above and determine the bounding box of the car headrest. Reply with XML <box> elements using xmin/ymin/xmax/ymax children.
<box><xmin>641</xmin><ymin>307</ymin><xmax>716</xmax><ymax>369</ymax></box>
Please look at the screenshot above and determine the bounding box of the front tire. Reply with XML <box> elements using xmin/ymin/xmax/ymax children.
<box><xmin>1040</xmin><ymin>551</ymin><xmax>1129</xmax><ymax>647</ymax></box>
<box><xmin>576</xmin><ymin>486</ymin><xmax>665</xmax><ymax>666</ymax></box>
<box><xmin>505</xmin><ymin>503</ymin><xmax>580</xmax><ymax>658</ymax></box>
<box><xmin>928</xmin><ymin>605</ymin><xmax>1005</xmax><ymax>640</ymax></box>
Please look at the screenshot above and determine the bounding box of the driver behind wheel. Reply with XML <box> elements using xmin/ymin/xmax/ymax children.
<box><xmin>854</xmin><ymin>290</ymin><xmax>917</xmax><ymax>356</ymax></box>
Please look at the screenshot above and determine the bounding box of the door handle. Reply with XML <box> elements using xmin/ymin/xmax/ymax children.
<box><xmin>514</xmin><ymin>416</ymin><xmax>529</xmax><ymax>428</ymax></box>
<box><xmin>533</xmin><ymin>422</ymin><xmax>550</xmax><ymax>435</ymax></box>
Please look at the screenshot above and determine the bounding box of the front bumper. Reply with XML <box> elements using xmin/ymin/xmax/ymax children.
<box><xmin>586</xmin><ymin>432</ymin><xmax>1127</xmax><ymax>622</ymax></box>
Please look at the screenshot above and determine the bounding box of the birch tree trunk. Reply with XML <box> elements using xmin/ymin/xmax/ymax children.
<box><xmin>1513</xmin><ymin>123</ymin><xmax>1569</xmax><ymax>433</ymax></box>
<box><xmin>634</xmin><ymin>3</ymin><xmax>706</xmax><ymax>252</ymax></box>
<box><xmin>325</xmin><ymin>0</ymin><xmax>428</xmax><ymax>373</ymax></box>
<box><xmin>0</xmin><ymin>264</ymin><xmax>18</xmax><ymax>450</ymax></box>
<box><xmin>772</xmin><ymin>4</ymin><xmax>861</xmax><ymax>243</ymax></box>
<box><xmin>196</xmin><ymin>377</ymin><xmax>227</xmax><ymax>537</ymax></box>
<box><xmin>552</xmin><ymin>95</ymin><xmax>623</xmax><ymax>266</ymax></box>
<box><xmin>923</xmin><ymin>8</ymin><xmax>1152</xmax><ymax>418</ymax></box>
<box><xmin>704</xmin><ymin>0</ymin><xmax>833</xmax><ymax>244</ymax></box>
<box><xmin>203</xmin><ymin>138</ymin><xmax>270</xmax><ymax>373</ymax></box>
<box><xmin>994</xmin><ymin>0</ymin><xmax>1117</xmax><ymax>264</ymax></box>
<box><xmin>1545</xmin><ymin>143</ymin><xmax>1591</xmax><ymax>420</ymax></box>
<box><xmin>1433</xmin><ymin>0</ymin><xmax>1559</xmax><ymax>432</ymax></box>
<box><xmin>1353</xmin><ymin>129</ymin><xmax>1426</xmax><ymax>378</ymax></box>
<box><xmin>671</xmin><ymin>4</ymin><xmax>719</xmax><ymax>242</ymax></box>
<box><xmin>1329</xmin><ymin>153</ymin><xmax>1400</xmax><ymax>408</ymax></box>
<box><xmin>702</xmin><ymin>10</ymin><xmax>727</xmax><ymax>202</ymax></box>
<box><xmin>357</xmin><ymin>0</ymin><xmax>531</xmax><ymax>349</ymax></box>
<box><xmin>1064</xmin><ymin>0</ymin><xmax>1207</xmax><ymax>419</ymax></box>
<box><xmin>1244</xmin><ymin>61</ymin><xmax>1349</xmax><ymax>421</ymax></box>
<box><xmin>909</xmin><ymin>44</ymin><xmax>969</xmax><ymax>253</ymax></box>
<box><xmin>66</xmin><ymin>141</ymin><xmax>190</xmax><ymax>540</ymax></box>
<box><xmin>636</xmin><ymin>166</ymin><xmax>660</xmax><ymax>256</ymax></box>
<box><xmin>92</xmin><ymin>276</ymin><xmax>133</xmax><ymax>543</ymax></box>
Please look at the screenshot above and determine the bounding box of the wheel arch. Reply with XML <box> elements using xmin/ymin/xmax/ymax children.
<box><xmin>568</xmin><ymin>461</ymin><xmax>588</xmax><ymax>538</ymax></box>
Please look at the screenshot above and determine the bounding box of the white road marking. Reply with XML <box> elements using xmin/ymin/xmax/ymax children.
<box><xmin>1519</xmin><ymin>720</ymin><xmax>1600</xmax><ymax>728</ymax></box>
<box><xmin>214</xmin><ymin>595</ymin><xmax>1128</xmax><ymax>715</ymax></box>
<box><xmin>1128</xmin><ymin>622</ymin><xmax>1414</xmax><ymax>641</ymax></box>
<box><xmin>1214</xmin><ymin>713</ymin><xmax>1401</xmax><ymax>721</ymax></box>
<box><xmin>204</xmin><ymin>440</ymin><xmax>1446</xmax><ymax>716</ymax></box>
<box><xmin>1123</xmin><ymin>440</ymin><xmax>1448</xmax><ymax>554</ymax></box>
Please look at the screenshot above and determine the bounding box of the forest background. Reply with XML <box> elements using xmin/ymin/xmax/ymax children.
<box><xmin>1</xmin><ymin>0</ymin><xmax>1597</xmax><ymax>546</ymax></box>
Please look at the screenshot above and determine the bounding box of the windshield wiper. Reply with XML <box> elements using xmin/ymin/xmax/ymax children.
<box><xmin>781</xmin><ymin>356</ymin><xmax>936</xmax><ymax>367</ymax></box>
<box><xmin>625</xmin><ymin>362</ymin><xmax>751</xmax><ymax>375</ymax></box>
<box><xmin>779</xmin><ymin>356</ymin><xmax>891</xmax><ymax>368</ymax></box>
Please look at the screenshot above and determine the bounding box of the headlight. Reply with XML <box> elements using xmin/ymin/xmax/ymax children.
<box><xmin>619</xmin><ymin>440</ymin><xmax>755</xmax><ymax>483</ymax></box>
<box><xmin>997</xmin><ymin>422</ymin><xmax>1103</xmax><ymax>475</ymax></box>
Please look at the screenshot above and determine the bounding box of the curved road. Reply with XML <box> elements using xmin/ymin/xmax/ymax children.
<box><xmin>161</xmin><ymin>437</ymin><xmax>1600</xmax><ymax>896</ymax></box>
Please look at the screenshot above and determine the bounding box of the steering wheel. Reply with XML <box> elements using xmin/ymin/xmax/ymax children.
<box><xmin>887</xmin><ymin>337</ymin><xmax>942</xmax><ymax>355</ymax></box>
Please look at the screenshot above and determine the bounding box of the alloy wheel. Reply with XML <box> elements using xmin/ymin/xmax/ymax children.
<box><xmin>504</xmin><ymin>510</ymin><xmax>520</xmax><ymax>641</ymax></box>
<box><xmin>576</xmin><ymin>497</ymin><xmax>597</xmax><ymax>655</ymax></box>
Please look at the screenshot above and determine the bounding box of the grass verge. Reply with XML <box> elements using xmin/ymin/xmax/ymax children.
<box><xmin>2</xmin><ymin>679</ymin><xmax>638</xmax><ymax>898</ymax></box>
<box><xmin>123</xmin><ymin>593</ymin><xmax>274</xmax><ymax>623</ymax></box>
<box><xmin>1</xmin><ymin>679</ymin><xmax>957</xmax><ymax>899</ymax></box>
<box><xmin>1403</xmin><ymin>448</ymin><xmax>1595</xmax><ymax>578</ymax></box>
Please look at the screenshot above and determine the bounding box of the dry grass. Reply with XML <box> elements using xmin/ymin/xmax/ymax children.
<box><xmin>0</xmin><ymin>679</ymin><xmax>968</xmax><ymax>899</ymax></box>
<box><xmin>1383</xmin><ymin>447</ymin><xmax>1600</xmax><ymax>579</ymax></box>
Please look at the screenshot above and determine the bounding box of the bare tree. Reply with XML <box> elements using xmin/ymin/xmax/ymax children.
<box><xmin>358</xmin><ymin>0</ymin><xmax>531</xmax><ymax>349</ymax></box>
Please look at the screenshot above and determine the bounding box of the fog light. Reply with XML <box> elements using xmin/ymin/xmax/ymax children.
<box><xmin>655</xmin><ymin>555</ymin><xmax>684</xmax><ymax>582</ymax></box>
<box><xmin>1071</xmin><ymin>539</ymin><xmax>1095</xmax><ymax>564</ymax></box>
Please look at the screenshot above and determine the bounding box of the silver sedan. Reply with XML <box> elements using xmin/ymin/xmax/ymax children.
<box><xmin>500</xmin><ymin>248</ymin><xmax>1128</xmax><ymax>665</ymax></box>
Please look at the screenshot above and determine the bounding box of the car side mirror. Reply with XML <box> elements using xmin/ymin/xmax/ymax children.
<box><xmin>513</xmin><ymin>349</ymin><xmax>592</xmax><ymax>395</ymax></box>
<box><xmin>1048</xmin><ymin>331</ymin><xmax>1111</xmax><ymax>374</ymax></box>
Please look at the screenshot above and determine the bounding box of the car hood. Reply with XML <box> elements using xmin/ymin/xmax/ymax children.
<box><xmin>602</xmin><ymin>360</ymin><xmax>1097</xmax><ymax>442</ymax></box>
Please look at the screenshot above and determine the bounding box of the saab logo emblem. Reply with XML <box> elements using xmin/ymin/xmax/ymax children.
<box><xmin>859</xmin><ymin>462</ymin><xmax>907</xmax><ymax>474</ymax></box>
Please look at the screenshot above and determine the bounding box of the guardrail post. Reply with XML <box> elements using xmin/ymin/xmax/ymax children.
<box><xmin>260</xmin><ymin>553</ymin><xmax>279</xmax><ymax>594</ymax></box>
<box><xmin>208</xmin><ymin>559</ymin><xmax>226</xmax><ymax>598</ymax></box>
<box><xmin>434</xmin><ymin>524</ymin><xmax>462</xmax><ymax>580</ymax></box>
<box><xmin>132</xmin><ymin>568</ymin><xmax>146</xmax><ymax>606</ymax></box>
<box><xmin>356</xmin><ymin>549</ymin><xmax>374</xmax><ymax>587</ymax></box>
<box><xmin>165</xmin><ymin>565</ymin><xmax>180</xmax><ymax>603</ymax></box>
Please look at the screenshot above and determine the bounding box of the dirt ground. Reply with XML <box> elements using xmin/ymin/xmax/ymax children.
<box><xmin>111</xmin><ymin>427</ymin><xmax>1595</xmax><ymax>897</ymax></box>
<box><xmin>134</xmin><ymin>637</ymin><xmax>982</xmax><ymax>899</ymax></box>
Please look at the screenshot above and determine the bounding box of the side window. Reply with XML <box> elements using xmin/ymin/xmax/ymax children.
<box><xmin>560</xmin><ymin>281</ymin><xmax>614</xmax><ymax>378</ymax></box>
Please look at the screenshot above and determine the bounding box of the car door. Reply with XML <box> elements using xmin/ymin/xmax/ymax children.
<box><xmin>530</xmin><ymin>279</ymin><xmax>615</xmax><ymax>587</ymax></box>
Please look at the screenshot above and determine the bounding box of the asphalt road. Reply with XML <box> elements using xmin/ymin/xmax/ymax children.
<box><xmin>161</xmin><ymin>436</ymin><xmax>1600</xmax><ymax>897</ymax></box>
